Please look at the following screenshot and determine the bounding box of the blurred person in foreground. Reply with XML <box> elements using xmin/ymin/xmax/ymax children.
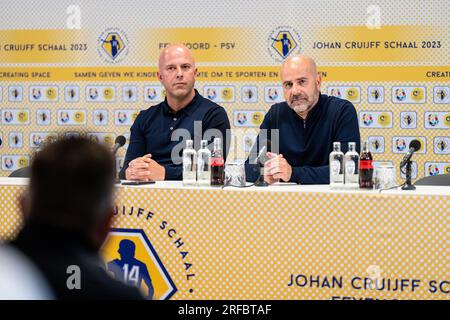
<box><xmin>12</xmin><ymin>136</ymin><xmax>143</xmax><ymax>299</ymax></box>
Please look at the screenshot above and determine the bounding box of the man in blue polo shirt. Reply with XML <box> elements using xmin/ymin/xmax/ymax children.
<box><xmin>245</xmin><ymin>55</ymin><xmax>360</xmax><ymax>184</ymax></box>
<box><xmin>120</xmin><ymin>44</ymin><xmax>230</xmax><ymax>181</ymax></box>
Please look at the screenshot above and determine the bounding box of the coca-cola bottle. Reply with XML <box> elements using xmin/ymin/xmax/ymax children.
<box><xmin>211</xmin><ymin>138</ymin><xmax>225</xmax><ymax>186</ymax></box>
<box><xmin>359</xmin><ymin>141</ymin><xmax>374</xmax><ymax>189</ymax></box>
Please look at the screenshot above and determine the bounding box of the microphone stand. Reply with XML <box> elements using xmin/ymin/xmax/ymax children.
<box><xmin>255</xmin><ymin>164</ymin><xmax>268</xmax><ymax>187</ymax></box>
<box><xmin>113</xmin><ymin>146</ymin><xmax>122</xmax><ymax>185</ymax></box>
<box><xmin>401</xmin><ymin>160</ymin><xmax>416</xmax><ymax>190</ymax></box>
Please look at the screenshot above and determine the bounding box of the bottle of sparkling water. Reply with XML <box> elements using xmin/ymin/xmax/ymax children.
<box><xmin>329</xmin><ymin>142</ymin><xmax>344</xmax><ymax>189</ymax></box>
<box><xmin>182</xmin><ymin>140</ymin><xmax>196</xmax><ymax>186</ymax></box>
<box><xmin>197</xmin><ymin>140</ymin><xmax>211</xmax><ymax>186</ymax></box>
<box><xmin>344</xmin><ymin>142</ymin><xmax>359</xmax><ymax>189</ymax></box>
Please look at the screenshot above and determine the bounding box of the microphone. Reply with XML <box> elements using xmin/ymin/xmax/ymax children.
<box><xmin>112</xmin><ymin>135</ymin><xmax>126</xmax><ymax>155</ymax></box>
<box><xmin>399</xmin><ymin>139</ymin><xmax>421</xmax><ymax>168</ymax></box>
<box><xmin>257</xmin><ymin>139</ymin><xmax>271</xmax><ymax>165</ymax></box>
<box><xmin>255</xmin><ymin>139</ymin><xmax>271</xmax><ymax>187</ymax></box>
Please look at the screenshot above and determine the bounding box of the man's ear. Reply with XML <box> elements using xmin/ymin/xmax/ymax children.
<box><xmin>316</xmin><ymin>73</ymin><xmax>322</xmax><ymax>90</ymax></box>
<box><xmin>157</xmin><ymin>71</ymin><xmax>162</xmax><ymax>82</ymax></box>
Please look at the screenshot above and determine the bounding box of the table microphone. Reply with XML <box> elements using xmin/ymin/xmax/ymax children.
<box><xmin>112</xmin><ymin>135</ymin><xmax>126</xmax><ymax>184</ymax></box>
<box><xmin>399</xmin><ymin>139</ymin><xmax>421</xmax><ymax>168</ymax></box>
<box><xmin>255</xmin><ymin>139</ymin><xmax>271</xmax><ymax>187</ymax></box>
<box><xmin>112</xmin><ymin>135</ymin><xmax>126</xmax><ymax>155</ymax></box>
<box><xmin>400</xmin><ymin>139</ymin><xmax>421</xmax><ymax>191</ymax></box>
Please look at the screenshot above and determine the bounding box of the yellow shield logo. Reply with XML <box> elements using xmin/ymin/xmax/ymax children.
<box><xmin>101</xmin><ymin>229</ymin><xmax>177</xmax><ymax>300</ymax></box>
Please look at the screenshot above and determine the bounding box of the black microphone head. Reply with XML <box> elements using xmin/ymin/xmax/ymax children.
<box><xmin>259</xmin><ymin>139</ymin><xmax>271</xmax><ymax>153</ymax></box>
<box><xmin>265</xmin><ymin>139</ymin><xmax>271</xmax><ymax>153</ymax></box>
<box><xmin>115</xmin><ymin>135</ymin><xmax>126</xmax><ymax>147</ymax></box>
<box><xmin>409</xmin><ymin>139</ymin><xmax>421</xmax><ymax>152</ymax></box>
<box><xmin>257</xmin><ymin>139</ymin><xmax>272</xmax><ymax>165</ymax></box>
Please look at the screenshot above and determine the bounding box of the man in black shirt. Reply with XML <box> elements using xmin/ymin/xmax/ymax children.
<box><xmin>13</xmin><ymin>137</ymin><xmax>143</xmax><ymax>299</ymax></box>
<box><xmin>245</xmin><ymin>55</ymin><xmax>360</xmax><ymax>184</ymax></box>
<box><xmin>120</xmin><ymin>44</ymin><xmax>230</xmax><ymax>181</ymax></box>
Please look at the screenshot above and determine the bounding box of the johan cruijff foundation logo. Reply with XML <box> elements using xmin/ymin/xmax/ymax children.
<box><xmin>434</xmin><ymin>87</ymin><xmax>449</xmax><ymax>103</ymax></box>
<box><xmin>102</xmin><ymin>229</ymin><xmax>177</xmax><ymax>300</ymax></box>
<box><xmin>368</xmin><ymin>136</ymin><xmax>385</xmax><ymax>153</ymax></box>
<box><xmin>98</xmin><ymin>28</ymin><xmax>129</xmax><ymax>63</ymax></box>
<box><xmin>267</xmin><ymin>26</ymin><xmax>301</xmax><ymax>62</ymax></box>
<box><xmin>434</xmin><ymin>137</ymin><xmax>450</xmax><ymax>155</ymax></box>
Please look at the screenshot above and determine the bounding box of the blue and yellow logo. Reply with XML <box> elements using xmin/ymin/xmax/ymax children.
<box><xmin>371</xmin><ymin>138</ymin><xmax>383</xmax><ymax>152</ymax></box>
<box><xmin>101</xmin><ymin>229</ymin><xmax>177</xmax><ymax>300</ymax></box>
<box><xmin>268</xmin><ymin>26</ymin><xmax>301</xmax><ymax>62</ymax></box>
<box><xmin>401</xmin><ymin>113</ymin><xmax>415</xmax><ymax>127</ymax></box>
<box><xmin>98</xmin><ymin>28</ymin><xmax>129</xmax><ymax>63</ymax></box>
<box><xmin>435</xmin><ymin>88</ymin><xmax>448</xmax><ymax>102</ymax></box>
<box><xmin>101</xmin><ymin>33</ymin><xmax>124</xmax><ymax>60</ymax></box>
<box><xmin>271</xmin><ymin>31</ymin><xmax>298</xmax><ymax>59</ymax></box>
<box><xmin>435</xmin><ymin>138</ymin><xmax>449</xmax><ymax>154</ymax></box>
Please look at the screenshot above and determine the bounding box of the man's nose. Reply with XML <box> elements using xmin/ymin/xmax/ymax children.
<box><xmin>176</xmin><ymin>66</ymin><xmax>183</xmax><ymax>78</ymax></box>
<box><xmin>292</xmin><ymin>83</ymin><xmax>303</xmax><ymax>95</ymax></box>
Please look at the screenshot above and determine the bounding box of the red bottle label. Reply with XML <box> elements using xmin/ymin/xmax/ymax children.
<box><xmin>360</xmin><ymin>160</ymin><xmax>373</xmax><ymax>170</ymax></box>
<box><xmin>211</xmin><ymin>158</ymin><xmax>224</xmax><ymax>167</ymax></box>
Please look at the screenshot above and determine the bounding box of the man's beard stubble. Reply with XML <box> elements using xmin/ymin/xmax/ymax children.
<box><xmin>289</xmin><ymin>91</ymin><xmax>319</xmax><ymax>115</ymax></box>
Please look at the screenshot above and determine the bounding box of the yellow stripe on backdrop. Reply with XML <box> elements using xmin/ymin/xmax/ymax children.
<box><xmin>0</xmin><ymin>30</ymin><xmax>91</xmax><ymax>63</ymax></box>
<box><xmin>0</xmin><ymin>66</ymin><xmax>448</xmax><ymax>82</ymax></box>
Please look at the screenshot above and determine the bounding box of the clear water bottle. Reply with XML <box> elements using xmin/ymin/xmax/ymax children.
<box><xmin>197</xmin><ymin>140</ymin><xmax>211</xmax><ymax>186</ymax></box>
<box><xmin>344</xmin><ymin>142</ymin><xmax>359</xmax><ymax>189</ymax></box>
<box><xmin>329</xmin><ymin>141</ymin><xmax>344</xmax><ymax>189</ymax></box>
<box><xmin>182</xmin><ymin>140</ymin><xmax>196</xmax><ymax>186</ymax></box>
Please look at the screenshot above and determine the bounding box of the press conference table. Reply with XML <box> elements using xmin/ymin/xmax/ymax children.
<box><xmin>1</xmin><ymin>178</ymin><xmax>449</xmax><ymax>300</ymax></box>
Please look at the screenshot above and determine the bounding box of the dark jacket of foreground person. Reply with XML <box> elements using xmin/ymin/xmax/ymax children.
<box><xmin>13</xmin><ymin>221</ymin><xmax>143</xmax><ymax>300</ymax></box>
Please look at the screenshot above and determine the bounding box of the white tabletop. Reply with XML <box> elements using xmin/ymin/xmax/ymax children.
<box><xmin>1</xmin><ymin>177</ymin><xmax>449</xmax><ymax>196</ymax></box>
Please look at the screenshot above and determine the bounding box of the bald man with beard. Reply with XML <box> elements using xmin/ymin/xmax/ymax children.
<box><xmin>245</xmin><ymin>55</ymin><xmax>360</xmax><ymax>185</ymax></box>
<box><xmin>120</xmin><ymin>44</ymin><xmax>230</xmax><ymax>181</ymax></box>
